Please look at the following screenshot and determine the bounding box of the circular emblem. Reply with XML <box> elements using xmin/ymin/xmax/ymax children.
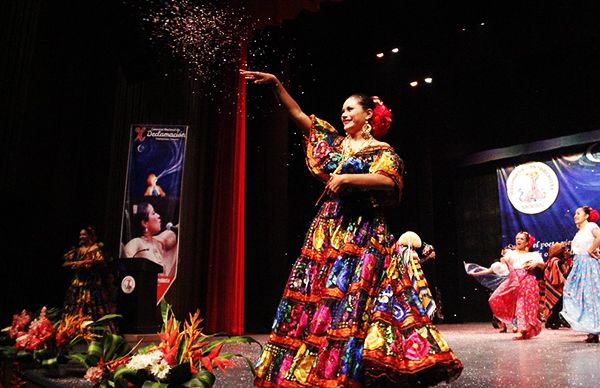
<box><xmin>506</xmin><ymin>162</ymin><xmax>559</xmax><ymax>214</ymax></box>
<box><xmin>121</xmin><ymin>275</ymin><xmax>136</xmax><ymax>294</ymax></box>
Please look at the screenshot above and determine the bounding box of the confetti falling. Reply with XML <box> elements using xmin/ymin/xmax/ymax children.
<box><xmin>125</xmin><ymin>0</ymin><xmax>252</xmax><ymax>82</ymax></box>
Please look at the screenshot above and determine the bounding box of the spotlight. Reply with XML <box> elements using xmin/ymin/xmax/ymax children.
<box><xmin>409</xmin><ymin>81</ymin><xmax>418</xmax><ymax>87</ymax></box>
<box><xmin>391</xmin><ymin>48</ymin><xmax>399</xmax><ymax>53</ymax></box>
<box><xmin>424</xmin><ymin>77</ymin><xmax>433</xmax><ymax>84</ymax></box>
<box><xmin>376</xmin><ymin>52</ymin><xmax>384</xmax><ymax>58</ymax></box>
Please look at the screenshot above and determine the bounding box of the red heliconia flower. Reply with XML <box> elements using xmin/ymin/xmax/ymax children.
<box><xmin>156</xmin><ymin>315</ymin><xmax>182</xmax><ymax>366</ymax></box>
<box><xmin>200</xmin><ymin>356</ymin><xmax>214</xmax><ymax>373</ymax></box>
<box><xmin>213</xmin><ymin>357</ymin><xmax>234</xmax><ymax>372</ymax></box>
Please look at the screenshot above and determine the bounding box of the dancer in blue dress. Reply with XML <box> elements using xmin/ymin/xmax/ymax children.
<box><xmin>560</xmin><ymin>205</ymin><xmax>600</xmax><ymax>343</ymax></box>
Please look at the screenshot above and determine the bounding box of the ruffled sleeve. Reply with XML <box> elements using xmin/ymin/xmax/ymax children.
<box><xmin>368</xmin><ymin>148</ymin><xmax>404</xmax><ymax>206</ymax></box>
<box><xmin>304</xmin><ymin>115</ymin><xmax>344</xmax><ymax>182</ymax></box>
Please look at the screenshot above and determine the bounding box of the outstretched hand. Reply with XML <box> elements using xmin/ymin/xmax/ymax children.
<box><xmin>240</xmin><ymin>70</ymin><xmax>278</xmax><ymax>85</ymax></box>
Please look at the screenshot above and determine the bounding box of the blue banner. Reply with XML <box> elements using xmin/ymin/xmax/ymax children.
<box><xmin>120</xmin><ymin>124</ymin><xmax>188</xmax><ymax>303</ymax></box>
<box><xmin>497</xmin><ymin>142</ymin><xmax>600</xmax><ymax>259</ymax></box>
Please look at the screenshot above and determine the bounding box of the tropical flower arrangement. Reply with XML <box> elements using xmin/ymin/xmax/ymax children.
<box><xmin>0</xmin><ymin>306</ymin><xmax>115</xmax><ymax>367</ymax></box>
<box><xmin>73</xmin><ymin>300</ymin><xmax>259</xmax><ymax>387</ymax></box>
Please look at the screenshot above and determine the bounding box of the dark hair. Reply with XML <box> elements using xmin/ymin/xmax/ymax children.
<box><xmin>133</xmin><ymin>202</ymin><xmax>153</xmax><ymax>236</ymax></box>
<box><xmin>582</xmin><ymin>205</ymin><xmax>600</xmax><ymax>222</ymax></box>
<box><xmin>84</xmin><ymin>226</ymin><xmax>97</xmax><ymax>242</ymax></box>
<box><xmin>350</xmin><ymin>93</ymin><xmax>376</xmax><ymax>110</ymax></box>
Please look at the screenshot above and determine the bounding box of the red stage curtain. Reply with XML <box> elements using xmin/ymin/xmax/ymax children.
<box><xmin>205</xmin><ymin>43</ymin><xmax>247</xmax><ymax>335</ymax></box>
<box><xmin>205</xmin><ymin>0</ymin><xmax>338</xmax><ymax>335</ymax></box>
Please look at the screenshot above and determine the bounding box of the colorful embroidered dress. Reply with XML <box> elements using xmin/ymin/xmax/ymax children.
<box><xmin>361</xmin><ymin>245</ymin><xmax>463</xmax><ymax>386</ymax></box>
<box><xmin>254</xmin><ymin>116</ymin><xmax>462</xmax><ymax>387</ymax></box>
<box><xmin>63</xmin><ymin>243</ymin><xmax>113</xmax><ymax>324</ymax></box>
<box><xmin>561</xmin><ymin>222</ymin><xmax>600</xmax><ymax>334</ymax></box>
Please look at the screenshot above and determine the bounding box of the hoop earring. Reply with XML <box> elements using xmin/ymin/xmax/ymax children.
<box><xmin>362</xmin><ymin>122</ymin><xmax>373</xmax><ymax>139</ymax></box>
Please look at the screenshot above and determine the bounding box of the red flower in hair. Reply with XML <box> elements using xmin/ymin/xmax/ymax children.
<box><xmin>524</xmin><ymin>233</ymin><xmax>536</xmax><ymax>249</ymax></box>
<box><xmin>370</xmin><ymin>96</ymin><xmax>392</xmax><ymax>139</ymax></box>
<box><xmin>589</xmin><ymin>208</ymin><xmax>600</xmax><ymax>223</ymax></box>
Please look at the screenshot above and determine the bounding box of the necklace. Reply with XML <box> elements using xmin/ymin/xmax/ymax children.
<box><xmin>341</xmin><ymin>135</ymin><xmax>373</xmax><ymax>158</ymax></box>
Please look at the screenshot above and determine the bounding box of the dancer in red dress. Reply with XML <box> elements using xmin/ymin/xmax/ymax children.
<box><xmin>489</xmin><ymin>231</ymin><xmax>544</xmax><ymax>340</ymax></box>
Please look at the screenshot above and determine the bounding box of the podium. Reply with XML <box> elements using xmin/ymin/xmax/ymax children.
<box><xmin>117</xmin><ymin>258</ymin><xmax>163</xmax><ymax>334</ymax></box>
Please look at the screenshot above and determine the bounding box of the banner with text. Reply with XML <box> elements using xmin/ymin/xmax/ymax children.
<box><xmin>497</xmin><ymin>142</ymin><xmax>600</xmax><ymax>259</ymax></box>
<box><xmin>120</xmin><ymin>124</ymin><xmax>188</xmax><ymax>303</ymax></box>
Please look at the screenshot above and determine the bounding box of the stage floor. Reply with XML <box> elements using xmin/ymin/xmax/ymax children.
<box><xmin>214</xmin><ymin>322</ymin><xmax>600</xmax><ymax>387</ymax></box>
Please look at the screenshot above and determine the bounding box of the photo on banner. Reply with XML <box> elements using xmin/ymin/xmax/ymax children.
<box><xmin>497</xmin><ymin>142</ymin><xmax>600</xmax><ymax>258</ymax></box>
<box><xmin>119</xmin><ymin>124</ymin><xmax>188</xmax><ymax>303</ymax></box>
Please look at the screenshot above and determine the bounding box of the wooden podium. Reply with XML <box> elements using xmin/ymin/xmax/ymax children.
<box><xmin>117</xmin><ymin>258</ymin><xmax>163</xmax><ymax>334</ymax></box>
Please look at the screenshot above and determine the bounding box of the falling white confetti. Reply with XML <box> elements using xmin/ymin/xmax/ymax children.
<box><xmin>125</xmin><ymin>0</ymin><xmax>252</xmax><ymax>82</ymax></box>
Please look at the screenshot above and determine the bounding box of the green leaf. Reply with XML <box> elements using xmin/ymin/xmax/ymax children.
<box><xmin>40</xmin><ymin>356</ymin><xmax>58</xmax><ymax>367</ymax></box>
<box><xmin>103</xmin><ymin>334</ymin><xmax>118</xmax><ymax>359</ymax></box>
<box><xmin>141</xmin><ymin>382</ymin><xmax>166</xmax><ymax>388</ymax></box>
<box><xmin>183</xmin><ymin>377</ymin><xmax>209</xmax><ymax>387</ymax></box>
<box><xmin>178</xmin><ymin>338</ymin><xmax>188</xmax><ymax>364</ymax></box>
<box><xmin>195</xmin><ymin>370</ymin><xmax>215</xmax><ymax>386</ymax></box>
<box><xmin>201</xmin><ymin>335</ymin><xmax>259</xmax><ymax>354</ymax></box>
<box><xmin>113</xmin><ymin>366</ymin><xmax>139</xmax><ymax>381</ymax></box>
<box><xmin>92</xmin><ymin>314</ymin><xmax>122</xmax><ymax>325</ymax></box>
<box><xmin>211</xmin><ymin>352</ymin><xmax>257</xmax><ymax>377</ymax></box>
<box><xmin>69</xmin><ymin>353</ymin><xmax>90</xmax><ymax>368</ymax></box>
<box><xmin>160</xmin><ymin>299</ymin><xmax>170</xmax><ymax>326</ymax></box>
<box><xmin>33</xmin><ymin>348</ymin><xmax>55</xmax><ymax>361</ymax></box>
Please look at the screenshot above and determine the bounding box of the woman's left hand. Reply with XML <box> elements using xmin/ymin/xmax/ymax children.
<box><xmin>588</xmin><ymin>249</ymin><xmax>600</xmax><ymax>259</ymax></box>
<box><xmin>523</xmin><ymin>260</ymin><xmax>538</xmax><ymax>270</ymax></box>
<box><xmin>326</xmin><ymin>174</ymin><xmax>348</xmax><ymax>195</ymax></box>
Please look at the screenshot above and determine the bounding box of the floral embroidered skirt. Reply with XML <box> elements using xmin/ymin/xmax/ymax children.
<box><xmin>561</xmin><ymin>254</ymin><xmax>600</xmax><ymax>334</ymax></box>
<box><xmin>254</xmin><ymin>201</ymin><xmax>463</xmax><ymax>387</ymax></box>
<box><xmin>489</xmin><ymin>268</ymin><xmax>542</xmax><ymax>338</ymax></box>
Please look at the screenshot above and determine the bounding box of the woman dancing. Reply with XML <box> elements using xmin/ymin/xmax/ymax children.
<box><xmin>63</xmin><ymin>226</ymin><xmax>114</xmax><ymax>330</ymax></box>
<box><xmin>488</xmin><ymin>231</ymin><xmax>544</xmax><ymax>340</ymax></box>
<box><xmin>560</xmin><ymin>206</ymin><xmax>600</xmax><ymax>343</ymax></box>
<box><xmin>243</xmin><ymin>70</ymin><xmax>462</xmax><ymax>387</ymax></box>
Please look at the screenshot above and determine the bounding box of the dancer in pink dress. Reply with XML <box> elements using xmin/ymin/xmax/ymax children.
<box><xmin>489</xmin><ymin>231</ymin><xmax>545</xmax><ymax>340</ymax></box>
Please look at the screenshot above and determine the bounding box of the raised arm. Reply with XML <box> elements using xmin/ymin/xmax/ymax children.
<box><xmin>241</xmin><ymin>70</ymin><xmax>312</xmax><ymax>134</ymax></box>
